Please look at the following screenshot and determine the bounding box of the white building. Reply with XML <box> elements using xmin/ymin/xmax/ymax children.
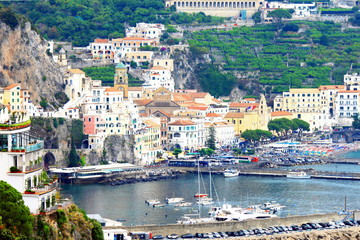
<box><xmin>344</xmin><ymin>72</ymin><xmax>360</xmax><ymax>90</ymax></box>
<box><xmin>264</xmin><ymin>2</ymin><xmax>317</xmax><ymax>17</ymax></box>
<box><xmin>168</xmin><ymin>119</ymin><xmax>203</xmax><ymax>151</ymax></box>
<box><xmin>335</xmin><ymin>90</ymin><xmax>360</xmax><ymax>122</ymax></box>
<box><xmin>125</xmin><ymin>22</ymin><xmax>165</xmax><ymax>40</ymax></box>
<box><xmin>205</xmin><ymin>121</ymin><xmax>235</xmax><ymax>147</ymax></box>
<box><xmin>142</xmin><ymin>66</ymin><xmax>175</xmax><ymax>92</ymax></box>
<box><xmin>0</xmin><ymin>106</ymin><xmax>57</xmax><ymax>214</ymax></box>
<box><xmin>90</xmin><ymin>39</ymin><xmax>113</xmax><ymax>60</ymax></box>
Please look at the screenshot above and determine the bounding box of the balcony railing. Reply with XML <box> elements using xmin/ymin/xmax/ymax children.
<box><xmin>25</xmin><ymin>162</ymin><xmax>44</xmax><ymax>172</ymax></box>
<box><xmin>27</xmin><ymin>180</ymin><xmax>58</xmax><ymax>194</ymax></box>
<box><xmin>25</xmin><ymin>141</ymin><xmax>44</xmax><ymax>153</ymax></box>
<box><xmin>0</xmin><ymin>120</ymin><xmax>31</xmax><ymax>131</ymax></box>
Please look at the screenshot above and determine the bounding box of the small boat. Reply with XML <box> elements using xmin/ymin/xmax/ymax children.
<box><xmin>261</xmin><ymin>201</ymin><xmax>285</xmax><ymax>211</ymax></box>
<box><xmin>223</xmin><ymin>169</ymin><xmax>239</xmax><ymax>178</ymax></box>
<box><xmin>286</xmin><ymin>171</ymin><xmax>310</xmax><ymax>179</ymax></box>
<box><xmin>166</xmin><ymin>197</ymin><xmax>184</xmax><ymax>204</ymax></box>
<box><xmin>153</xmin><ymin>203</ymin><xmax>165</xmax><ymax>208</ymax></box>
<box><xmin>197</xmin><ymin>197</ymin><xmax>213</xmax><ymax>205</ymax></box>
<box><xmin>146</xmin><ymin>199</ymin><xmax>160</xmax><ymax>205</ymax></box>
<box><xmin>175</xmin><ymin>202</ymin><xmax>192</xmax><ymax>207</ymax></box>
<box><xmin>194</xmin><ymin>193</ymin><xmax>208</xmax><ymax>198</ymax></box>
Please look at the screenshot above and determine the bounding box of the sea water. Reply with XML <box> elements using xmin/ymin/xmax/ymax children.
<box><xmin>61</xmin><ymin>170</ymin><xmax>360</xmax><ymax>226</ymax></box>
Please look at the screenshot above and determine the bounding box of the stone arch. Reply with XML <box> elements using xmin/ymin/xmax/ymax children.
<box><xmin>174</xmin><ymin>143</ymin><xmax>181</xmax><ymax>149</ymax></box>
<box><xmin>209</xmin><ymin>2</ymin><xmax>212</xmax><ymax>7</ymax></box>
<box><xmin>81</xmin><ymin>139</ymin><xmax>89</xmax><ymax>149</ymax></box>
<box><xmin>352</xmin><ymin>133</ymin><xmax>360</xmax><ymax>142</ymax></box>
<box><xmin>44</xmin><ymin>152</ymin><xmax>56</xmax><ymax>170</ymax></box>
<box><xmin>225</xmin><ymin>2</ymin><xmax>228</xmax><ymax>7</ymax></box>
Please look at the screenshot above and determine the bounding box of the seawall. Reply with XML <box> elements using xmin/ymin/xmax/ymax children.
<box><xmin>111</xmin><ymin>212</ymin><xmax>352</xmax><ymax>235</ymax></box>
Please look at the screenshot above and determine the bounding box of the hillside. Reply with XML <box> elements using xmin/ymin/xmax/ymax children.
<box><xmin>0</xmin><ymin>7</ymin><xmax>65</xmax><ymax>109</ymax></box>
<box><xmin>188</xmin><ymin>21</ymin><xmax>360</xmax><ymax>96</ymax></box>
<box><xmin>4</xmin><ymin>0</ymin><xmax>223</xmax><ymax>46</ymax></box>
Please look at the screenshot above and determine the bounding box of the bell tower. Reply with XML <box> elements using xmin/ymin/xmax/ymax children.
<box><xmin>114</xmin><ymin>62</ymin><xmax>129</xmax><ymax>98</ymax></box>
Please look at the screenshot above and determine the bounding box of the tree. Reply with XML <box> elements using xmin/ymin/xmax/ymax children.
<box><xmin>241</xmin><ymin>130</ymin><xmax>260</xmax><ymax>143</ymax></box>
<box><xmin>352</xmin><ymin>114</ymin><xmax>360</xmax><ymax>129</ymax></box>
<box><xmin>252</xmin><ymin>11</ymin><xmax>261</xmax><ymax>24</ymax></box>
<box><xmin>200</xmin><ymin>148</ymin><xmax>214</xmax><ymax>156</ymax></box>
<box><xmin>68</xmin><ymin>141</ymin><xmax>80</xmax><ymax>167</ymax></box>
<box><xmin>292</xmin><ymin>118</ymin><xmax>310</xmax><ymax>132</ymax></box>
<box><xmin>206</xmin><ymin>126</ymin><xmax>216</xmax><ymax>150</ymax></box>
<box><xmin>0</xmin><ymin>180</ymin><xmax>34</xmax><ymax>239</ymax></box>
<box><xmin>130</xmin><ymin>60</ymin><xmax>137</xmax><ymax>69</ymax></box>
<box><xmin>319</xmin><ymin>34</ymin><xmax>329</xmax><ymax>46</ymax></box>
<box><xmin>172</xmin><ymin>148</ymin><xmax>182</xmax><ymax>159</ymax></box>
<box><xmin>267</xmin><ymin>8</ymin><xmax>292</xmax><ymax>30</ymax></box>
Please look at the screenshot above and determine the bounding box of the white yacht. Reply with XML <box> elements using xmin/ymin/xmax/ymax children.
<box><xmin>166</xmin><ymin>197</ymin><xmax>184</xmax><ymax>204</ymax></box>
<box><xmin>223</xmin><ymin>169</ymin><xmax>239</xmax><ymax>178</ymax></box>
<box><xmin>287</xmin><ymin>171</ymin><xmax>310</xmax><ymax>179</ymax></box>
<box><xmin>145</xmin><ymin>199</ymin><xmax>160</xmax><ymax>205</ymax></box>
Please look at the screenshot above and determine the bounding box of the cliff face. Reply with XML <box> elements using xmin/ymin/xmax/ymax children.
<box><xmin>0</xmin><ymin>20</ymin><xmax>64</xmax><ymax>108</ymax></box>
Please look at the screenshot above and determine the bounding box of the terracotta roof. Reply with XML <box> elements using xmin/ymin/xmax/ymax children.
<box><xmin>190</xmin><ymin>92</ymin><xmax>209</xmax><ymax>98</ymax></box>
<box><xmin>271</xmin><ymin>111</ymin><xmax>293</xmax><ymax>117</ymax></box>
<box><xmin>338</xmin><ymin>90</ymin><xmax>360</xmax><ymax>93</ymax></box>
<box><xmin>105</xmin><ymin>87</ymin><xmax>121</xmax><ymax>92</ymax></box>
<box><xmin>133</xmin><ymin>99</ymin><xmax>153</xmax><ymax>106</ymax></box>
<box><xmin>319</xmin><ymin>85</ymin><xmax>345</xmax><ymax>90</ymax></box>
<box><xmin>123</xmin><ymin>37</ymin><xmax>147</xmax><ymax>40</ymax></box>
<box><xmin>94</xmin><ymin>38</ymin><xmax>109</xmax><ymax>43</ymax></box>
<box><xmin>139</xmin><ymin>113</ymin><xmax>149</xmax><ymax>117</ymax></box>
<box><xmin>205</xmin><ymin>121</ymin><xmax>234</xmax><ymax>127</ymax></box>
<box><xmin>212</xmin><ymin>98</ymin><xmax>222</xmax><ymax>103</ymax></box>
<box><xmin>173</xmin><ymin>93</ymin><xmax>193</xmax><ymax>102</ymax></box>
<box><xmin>151</xmin><ymin>66</ymin><xmax>167</xmax><ymax>70</ymax></box>
<box><xmin>229</xmin><ymin>102</ymin><xmax>259</xmax><ymax>108</ymax></box>
<box><xmin>154</xmin><ymin>110</ymin><xmax>171</xmax><ymax>117</ymax></box>
<box><xmin>68</xmin><ymin>69</ymin><xmax>85</xmax><ymax>74</ymax></box>
<box><xmin>144</xmin><ymin>120</ymin><xmax>160</xmax><ymax>128</ymax></box>
<box><xmin>150</xmin><ymin>73</ymin><xmax>160</xmax><ymax>76</ymax></box>
<box><xmin>244</xmin><ymin>98</ymin><xmax>256</xmax><ymax>101</ymax></box>
<box><xmin>4</xmin><ymin>84</ymin><xmax>20</xmax><ymax>90</ymax></box>
<box><xmin>225</xmin><ymin>112</ymin><xmax>245</xmax><ymax>118</ymax></box>
<box><xmin>187</xmin><ymin>106</ymin><xmax>208</xmax><ymax>111</ymax></box>
<box><xmin>206</xmin><ymin>113</ymin><xmax>221</xmax><ymax>117</ymax></box>
<box><xmin>169</xmin><ymin>119</ymin><xmax>196</xmax><ymax>126</ymax></box>
<box><xmin>129</xmin><ymin>87</ymin><xmax>143</xmax><ymax>91</ymax></box>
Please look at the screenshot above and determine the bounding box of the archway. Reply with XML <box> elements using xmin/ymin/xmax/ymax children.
<box><xmin>44</xmin><ymin>152</ymin><xmax>56</xmax><ymax>170</ymax></box>
<box><xmin>81</xmin><ymin>139</ymin><xmax>89</xmax><ymax>149</ymax></box>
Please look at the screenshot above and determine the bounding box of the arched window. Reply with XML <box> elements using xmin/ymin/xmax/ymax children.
<box><xmin>174</xmin><ymin>132</ymin><xmax>181</xmax><ymax>138</ymax></box>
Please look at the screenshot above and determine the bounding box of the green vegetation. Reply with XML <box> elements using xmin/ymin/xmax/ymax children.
<box><xmin>241</xmin><ymin>129</ymin><xmax>272</xmax><ymax>143</ymax></box>
<box><xmin>83</xmin><ymin>66</ymin><xmax>144</xmax><ymax>87</ymax></box>
<box><xmin>68</xmin><ymin>141</ymin><xmax>80</xmax><ymax>167</ymax></box>
<box><xmin>268</xmin><ymin>118</ymin><xmax>310</xmax><ymax>136</ymax></box>
<box><xmin>172</xmin><ymin>148</ymin><xmax>182</xmax><ymax>159</ymax></box>
<box><xmin>199</xmin><ymin>148</ymin><xmax>215</xmax><ymax>156</ymax></box>
<box><xmin>188</xmin><ymin>21</ymin><xmax>360</xmax><ymax>95</ymax></box>
<box><xmin>195</xmin><ymin>64</ymin><xmax>236</xmax><ymax>97</ymax></box>
<box><xmin>70</xmin><ymin>119</ymin><xmax>84</xmax><ymax>149</ymax></box>
<box><xmin>0</xmin><ymin>180</ymin><xmax>34</xmax><ymax>239</ymax></box>
<box><xmin>352</xmin><ymin>114</ymin><xmax>360</xmax><ymax>129</ymax></box>
<box><xmin>206</xmin><ymin>126</ymin><xmax>216</xmax><ymax>150</ymax></box>
<box><xmin>5</xmin><ymin>0</ymin><xmax>223</xmax><ymax>46</ymax></box>
<box><xmin>0</xmin><ymin>6</ymin><xmax>19</xmax><ymax>30</ymax></box>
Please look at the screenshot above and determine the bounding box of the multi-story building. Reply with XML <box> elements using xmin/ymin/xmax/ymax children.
<box><xmin>334</xmin><ymin>90</ymin><xmax>360</xmax><ymax>125</ymax></box>
<box><xmin>152</xmin><ymin>58</ymin><xmax>174</xmax><ymax>71</ymax></box>
<box><xmin>134</xmin><ymin>119</ymin><xmax>162</xmax><ymax>165</ymax></box>
<box><xmin>204</xmin><ymin>121</ymin><xmax>235</xmax><ymax>147</ymax></box>
<box><xmin>273</xmin><ymin>88</ymin><xmax>324</xmax><ymax>131</ymax></box>
<box><xmin>125</xmin><ymin>23</ymin><xmax>165</xmax><ymax>40</ymax></box>
<box><xmin>344</xmin><ymin>72</ymin><xmax>360</xmax><ymax>90</ymax></box>
<box><xmin>90</xmin><ymin>39</ymin><xmax>114</xmax><ymax>60</ymax></box>
<box><xmin>165</xmin><ymin>0</ymin><xmax>263</xmax><ymax>19</ymax></box>
<box><xmin>0</xmin><ymin>90</ymin><xmax>57</xmax><ymax>214</ymax></box>
<box><xmin>168</xmin><ymin>119</ymin><xmax>201</xmax><ymax>151</ymax></box>
<box><xmin>142</xmin><ymin>66</ymin><xmax>175</xmax><ymax>92</ymax></box>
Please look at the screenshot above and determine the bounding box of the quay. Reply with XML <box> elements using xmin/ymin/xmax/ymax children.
<box><xmin>108</xmin><ymin>212</ymin><xmax>359</xmax><ymax>235</ymax></box>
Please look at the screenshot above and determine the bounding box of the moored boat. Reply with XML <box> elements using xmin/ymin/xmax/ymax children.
<box><xmin>286</xmin><ymin>171</ymin><xmax>310</xmax><ymax>179</ymax></box>
<box><xmin>153</xmin><ymin>203</ymin><xmax>165</xmax><ymax>208</ymax></box>
<box><xmin>223</xmin><ymin>169</ymin><xmax>239</xmax><ymax>178</ymax></box>
<box><xmin>146</xmin><ymin>199</ymin><xmax>160</xmax><ymax>205</ymax></box>
<box><xmin>166</xmin><ymin>197</ymin><xmax>184</xmax><ymax>204</ymax></box>
<box><xmin>194</xmin><ymin>193</ymin><xmax>208</xmax><ymax>198</ymax></box>
<box><xmin>175</xmin><ymin>202</ymin><xmax>192</xmax><ymax>207</ymax></box>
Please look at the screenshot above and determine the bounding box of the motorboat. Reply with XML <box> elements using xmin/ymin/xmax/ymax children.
<box><xmin>260</xmin><ymin>201</ymin><xmax>285</xmax><ymax>211</ymax></box>
<box><xmin>153</xmin><ymin>203</ymin><xmax>165</xmax><ymax>208</ymax></box>
<box><xmin>145</xmin><ymin>199</ymin><xmax>160</xmax><ymax>205</ymax></box>
<box><xmin>175</xmin><ymin>202</ymin><xmax>192</xmax><ymax>207</ymax></box>
<box><xmin>194</xmin><ymin>193</ymin><xmax>208</xmax><ymax>198</ymax></box>
<box><xmin>286</xmin><ymin>171</ymin><xmax>310</xmax><ymax>179</ymax></box>
<box><xmin>166</xmin><ymin>197</ymin><xmax>184</xmax><ymax>204</ymax></box>
<box><xmin>223</xmin><ymin>169</ymin><xmax>239</xmax><ymax>178</ymax></box>
<box><xmin>197</xmin><ymin>197</ymin><xmax>213</xmax><ymax>205</ymax></box>
<box><xmin>209</xmin><ymin>204</ymin><xmax>277</xmax><ymax>221</ymax></box>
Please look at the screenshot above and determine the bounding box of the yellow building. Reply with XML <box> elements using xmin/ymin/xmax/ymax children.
<box><xmin>134</xmin><ymin>119</ymin><xmax>162</xmax><ymax>165</ymax></box>
<box><xmin>270</xmin><ymin>111</ymin><xmax>293</xmax><ymax>120</ymax></box>
<box><xmin>273</xmin><ymin>88</ymin><xmax>325</xmax><ymax>131</ymax></box>
<box><xmin>224</xmin><ymin>112</ymin><xmax>267</xmax><ymax>136</ymax></box>
<box><xmin>114</xmin><ymin>63</ymin><xmax>129</xmax><ymax>98</ymax></box>
<box><xmin>3</xmin><ymin>84</ymin><xmax>22</xmax><ymax>113</ymax></box>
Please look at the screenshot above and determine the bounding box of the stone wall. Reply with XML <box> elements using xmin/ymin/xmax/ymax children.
<box><xmin>120</xmin><ymin>212</ymin><xmax>347</xmax><ymax>235</ymax></box>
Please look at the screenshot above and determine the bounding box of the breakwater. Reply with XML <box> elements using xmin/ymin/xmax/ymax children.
<box><xmin>113</xmin><ymin>212</ymin><xmax>352</xmax><ymax>235</ymax></box>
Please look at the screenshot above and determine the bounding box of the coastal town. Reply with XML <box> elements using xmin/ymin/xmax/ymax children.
<box><xmin>1</xmin><ymin>0</ymin><xmax>360</xmax><ymax>239</ymax></box>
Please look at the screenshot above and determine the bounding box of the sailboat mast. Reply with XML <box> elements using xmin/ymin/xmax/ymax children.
<box><xmin>198</xmin><ymin>158</ymin><xmax>201</xmax><ymax>218</ymax></box>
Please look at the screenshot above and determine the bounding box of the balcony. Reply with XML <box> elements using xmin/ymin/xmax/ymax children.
<box><xmin>25</xmin><ymin>141</ymin><xmax>44</xmax><ymax>153</ymax></box>
<box><xmin>25</xmin><ymin>162</ymin><xmax>44</xmax><ymax>173</ymax></box>
<box><xmin>25</xmin><ymin>179</ymin><xmax>59</xmax><ymax>195</ymax></box>
<box><xmin>0</xmin><ymin>120</ymin><xmax>31</xmax><ymax>131</ymax></box>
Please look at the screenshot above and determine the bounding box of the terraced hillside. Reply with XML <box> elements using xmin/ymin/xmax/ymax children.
<box><xmin>188</xmin><ymin>21</ymin><xmax>360</xmax><ymax>94</ymax></box>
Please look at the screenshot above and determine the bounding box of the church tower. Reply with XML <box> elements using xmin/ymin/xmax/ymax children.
<box><xmin>114</xmin><ymin>62</ymin><xmax>129</xmax><ymax>98</ymax></box>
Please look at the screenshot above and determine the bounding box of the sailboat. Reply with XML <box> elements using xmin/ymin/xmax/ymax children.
<box><xmin>197</xmin><ymin>168</ymin><xmax>214</xmax><ymax>206</ymax></box>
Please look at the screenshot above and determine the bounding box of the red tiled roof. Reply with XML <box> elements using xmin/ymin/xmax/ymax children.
<box><xmin>229</xmin><ymin>102</ymin><xmax>259</xmax><ymax>108</ymax></box>
<box><xmin>338</xmin><ymin>90</ymin><xmax>360</xmax><ymax>93</ymax></box>
<box><xmin>190</xmin><ymin>92</ymin><xmax>209</xmax><ymax>98</ymax></box>
<box><xmin>206</xmin><ymin>113</ymin><xmax>221</xmax><ymax>117</ymax></box>
<box><xmin>94</xmin><ymin>38</ymin><xmax>109</xmax><ymax>43</ymax></box>
<box><xmin>319</xmin><ymin>85</ymin><xmax>345</xmax><ymax>90</ymax></box>
<box><xmin>133</xmin><ymin>99</ymin><xmax>153</xmax><ymax>106</ymax></box>
<box><xmin>4</xmin><ymin>84</ymin><xmax>20</xmax><ymax>90</ymax></box>
<box><xmin>271</xmin><ymin>111</ymin><xmax>293</xmax><ymax>117</ymax></box>
<box><xmin>151</xmin><ymin>66</ymin><xmax>167</xmax><ymax>70</ymax></box>
<box><xmin>169</xmin><ymin>119</ymin><xmax>196</xmax><ymax>126</ymax></box>
<box><xmin>187</xmin><ymin>106</ymin><xmax>208</xmax><ymax>111</ymax></box>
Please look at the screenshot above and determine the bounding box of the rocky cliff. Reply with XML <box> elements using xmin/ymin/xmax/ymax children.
<box><xmin>0</xmin><ymin>8</ymin><xmax>64</xmax><ymax>109</ymax></box>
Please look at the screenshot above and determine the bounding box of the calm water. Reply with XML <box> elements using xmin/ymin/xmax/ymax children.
<box><xmin>343</xmin><ymin>150</ymin><xmax>360</xmax><ymax>159</ymax></box>
<box><xmin>61</xmin><ymin>169</ymin><xmax>360</xmax><ymax>226</ymax></box>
